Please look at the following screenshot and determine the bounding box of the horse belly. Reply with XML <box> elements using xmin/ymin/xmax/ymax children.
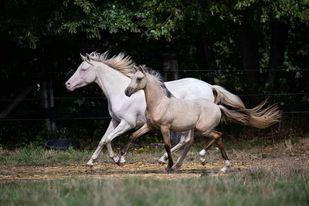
<box><xmin>170</xmin><ymin>112</ymin><xmax>199</xmax><ymax>132</ymax></box>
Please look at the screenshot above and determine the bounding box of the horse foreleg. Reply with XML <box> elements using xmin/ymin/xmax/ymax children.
<box><xmin>158</xmin><ymin>134</ymin><xmax>185</xmax><ymax>164</ymax></box>
<box><xmin>87</xmin><ymin>120</ymin><xmax>131</xmax><ymax>166</ymax></box>
<box><xmin>118</xmin><ymin>123</ymin><xmax>152</xmax><ymax>165</ymax></box>
<box><xmin>87</xmin><ymin>120</ymin><xmax>118</xmax><ymax>166</ymax></box>
<box><xmin>161</xmin><ymin>126</ymin><xmax>173</xmax><ymax>172</ymax></box>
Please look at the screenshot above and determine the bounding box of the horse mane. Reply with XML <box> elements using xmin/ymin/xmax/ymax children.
<box><xmin>88</xmin><ymin>51</ymin><xmax>136</xmax><ymax>77</ymax></box>
<box><xmin>141</xmin><ymin>65</ymin><xmax>174</xmax><ymax>98</ymax></box>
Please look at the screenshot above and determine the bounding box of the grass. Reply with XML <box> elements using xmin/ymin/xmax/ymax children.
<box><xmin>0</xmin><ymin>146</ymin><xmax>92</xmax><ymax>166</ymax></box>
<box><xmin>0</xmin><ymin>167</ymin><xmax>308</xmax><ymax>206</ymax></box>
<box><xmin>0</xmin><ymin>145</ymin><xmax>170</xmax><ymax>166</ymax></box>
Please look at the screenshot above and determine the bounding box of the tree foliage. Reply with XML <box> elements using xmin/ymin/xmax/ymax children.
<box><xmin>1</xmin><ymin>0</ymin><xmax>309</xmax><ymax>146</ymax></box>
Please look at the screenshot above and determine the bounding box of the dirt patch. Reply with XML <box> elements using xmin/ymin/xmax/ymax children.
<box><xmin>0</xmin><ymin>161</ymin><xmax>250</xmax><ymax>182</ymax></box>
<box><xmin>1</xmin><ymin>156</ymin><xmax>307</xmax><ymax>182</ymax></box>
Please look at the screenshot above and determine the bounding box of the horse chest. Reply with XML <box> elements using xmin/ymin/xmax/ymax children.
<box><xmin>146</xmin><ymin>108</ymin><xmax>167</xmax><ymax>126</ymax></box>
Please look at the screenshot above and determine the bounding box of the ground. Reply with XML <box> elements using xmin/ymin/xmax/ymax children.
<box><xmin>0</xmin><ymin>137</ymin><xmax>308</xmax><ymax>205</ymax></box>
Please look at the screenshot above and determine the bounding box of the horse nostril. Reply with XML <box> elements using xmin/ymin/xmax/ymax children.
<box><xmin>125</xmin><ymin>89</ymin><xmax>131</xmax><ymax>97</ymax></box>
<box><xmin>65</xmin><ymin>82</ymin><xmax>70</xmax><ymax>87</ymax></box>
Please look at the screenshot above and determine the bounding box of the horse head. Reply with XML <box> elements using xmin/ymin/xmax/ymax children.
<box><xmin>65</xmin><ymin>53</ymin><xmax>97</xmax><ymax>91</ymax></box>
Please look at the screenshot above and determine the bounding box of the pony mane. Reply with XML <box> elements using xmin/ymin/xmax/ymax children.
<box><xmin>142</xmin><ymin>66</ymin><xmax>174</xmax><ymax>98</ymax></box>
<box><xmin>142</xmin><ymin>66</ymin><xmax>164</xmax><ymax>84</ymax></box>
<box><xmin>89</xmin><ymin>51</ymin><xmax>136</xmax><ymax>77</ymax></box>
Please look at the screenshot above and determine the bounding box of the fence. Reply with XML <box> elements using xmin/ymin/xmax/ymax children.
<box><xmin>1</xmin><ymin>68</ymin><xmax>308</xmax><ymax>122</ymax></box>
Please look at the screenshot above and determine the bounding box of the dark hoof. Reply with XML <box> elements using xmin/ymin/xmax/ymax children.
<box><xmin>117</xmin><ymin>161</ymin><xmax>125</xmax><ymax>167</ymax></box>
<box><xmin>166</xmin><ymin>167</ymin><xmax>174</xmax><ymax>173</ymax></box>
<box><xmin>201</xmin><ymin>160</ymin><xmax>207</xmax><ymax>166</ymax></box>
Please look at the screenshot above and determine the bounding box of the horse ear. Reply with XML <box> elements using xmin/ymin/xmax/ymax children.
<box><xmin>86</xmin><ymin>53</ymin><xmax>91</xmax><ymax>60</ymax></box>
<box><xmin>133</xmin><ymin>65</ymin><xmax>139</xmax><ymax>72</ymax></box>
<box><xmin>85</xmin><ymin>53</ymin><xmax>94</xmax><ymax>65</ymax></box>
<box><xmin>80</xmin><ymin>53</ymin><xmax>86</xmax><ymax>60</ymax></box>
<box><xmin>139</xmin><ymin>65</ymin><xmax>146</xmax><ymax>74</ymax></box>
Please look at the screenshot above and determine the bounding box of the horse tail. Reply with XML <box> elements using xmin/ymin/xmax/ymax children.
<box><xmin>219</xmin><ymin>100</ymin><xmax>281</xmax><ymax>129</ymax></box>
<box><xmin>211</xmin><ymin>85</ymin><xmax>245</xmax><ymax>109</ymax></box>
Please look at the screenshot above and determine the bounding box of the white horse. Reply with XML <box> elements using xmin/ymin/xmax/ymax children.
<box><xmin>65</xmin><ymin>52</ymin><xmax>245</xmax><ymax>166</ymax></box>
<box><xmin>125</xmin><ymin>66</ymin><xmax>281</xmax><ymax>172</ymax></box>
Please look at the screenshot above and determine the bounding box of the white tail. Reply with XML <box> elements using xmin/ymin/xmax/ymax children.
<box><xmin>211</xmin><ymin>85</ymin><xmax>245</xmax><ymax>109</ymax></box>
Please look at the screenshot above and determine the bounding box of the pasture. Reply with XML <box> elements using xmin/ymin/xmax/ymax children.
<box><xmin>1</xmin><ymin>137</ymin><xmax>308</xmax><ymax>206</ymax></box>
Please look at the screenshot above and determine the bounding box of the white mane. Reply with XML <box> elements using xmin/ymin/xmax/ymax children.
<box><xmin>89</xmin><ymin>51</ymin><xmax>136</xmax><ymax>77</ymax></box>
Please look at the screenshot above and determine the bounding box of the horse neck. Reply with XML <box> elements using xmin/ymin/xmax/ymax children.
<box><xmin>94</xmin><ymin>63</ymin><xmax>131</xmax><ymax>102</ymax></box>
<box><xmin>144</xmin><ymin>74</ymin><xmax>168</xmax><ymax>112</ymax></box>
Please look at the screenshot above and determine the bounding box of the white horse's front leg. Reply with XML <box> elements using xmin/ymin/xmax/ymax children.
<box><xmin>87</xmin><ymin>120</ymin><xmax>118</xmax><ymax>166</ymax></box>
<box><xmin>106</xmin><ymin>142</ymin><xmax>119</xmax><ymax>163</ymax></box>
<box><xmin>87</xmin><ymin>120</ymin><xmax>131</xmax><ymax>166</ymax></box>
<box><xmin>102</xmin><ymin>120</ymin><xmax>132</xmax><ymax>161</ymax></box>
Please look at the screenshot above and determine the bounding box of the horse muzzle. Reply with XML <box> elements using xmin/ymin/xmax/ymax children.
<box><xmin>125</xmin><ymin>88</ymin><xmax>133</xmax><ymax>97</ymax></box>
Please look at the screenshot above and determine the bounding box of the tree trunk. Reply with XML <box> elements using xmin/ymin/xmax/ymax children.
<box><xmin>267</xmin><ymin>20</ymin><xmax>289</xmax><ymax>85</ymax></box>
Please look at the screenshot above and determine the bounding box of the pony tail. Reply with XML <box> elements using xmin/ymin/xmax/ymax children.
<box><xmin>219</xmin><ymin>100</ymin><xmax>281</xmax><ymax>129</ymax></box>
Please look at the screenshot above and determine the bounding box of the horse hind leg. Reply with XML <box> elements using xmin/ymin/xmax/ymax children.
<box><xmin>199</xmin><ymin>131</ymin><xmax>222</xmax><ymax>165</ymax></box>
<box><xmin>118</xmin><ymin>123</ymin><xmax>152</xmax><ymax>166</ymax></box>
<box><xmin>172</xmin><ymin>130</ymin><xmax>194</xmax><ymax>169</ymax></box>
<box><xmin>216</xmin><ymin>138</ymin><xmax>231</xmax><ymax>173</ymax></box>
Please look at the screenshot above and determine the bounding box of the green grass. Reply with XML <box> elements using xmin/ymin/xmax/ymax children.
<box><xmin>0</xmin><ymin>145</ymin><xmax>166</xmax><ymax>166</ymax></box>
<box><xmin>0</xmin><ymin>146</ymin><xmax>92</xmax><ymax>166</ymax></box>
<box><xmin>1</xmin><ymin>168</ymin><xmax>308</xmax><ymax>206</ymax></box>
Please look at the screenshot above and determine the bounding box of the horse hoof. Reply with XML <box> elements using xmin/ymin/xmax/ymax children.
<box><xmin>158</xmin><ymin>159</ymin><xmax>167</xmax><ymax>165</ymax></box>
<box><xmin>86</xmin><ymin>161</ymin><xmax>94</xmax><ymax>167</ymax></box>
<box><xmin>200</xmin><ymin>159</ymin><xmax>207</xmax><ymax>165</ymax></box>
<box><xmin>158</xmin><ymin>157</ymin><xmax>168</xmax><ymax>164</ymax></box>
<box><xmin>111</xmin><ymin>156</ymin><xmax>119</xmax><ymax>163</ymax></box>
<box><xmin>117</xmin><ymin>162</ymin><xmax>125</xmax><ymax>167</ymax></box>
<box><xmin>220</xmin><ymin>167</ymin><xmax>228</xmax><ymax>173</ymax></box>
<box><xmin>166</xmin><ymin>167</ymin><xmax>174</xmax><ymax>173</ymax></box>
<box><xmin>117</xmin><ymin>156</ymin><xmax>126</xmax><ymax>166</ymax></box>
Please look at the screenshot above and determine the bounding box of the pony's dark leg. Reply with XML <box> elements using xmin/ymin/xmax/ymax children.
<box><xmin>161</xmin><ymin>126</ymin><xmax>173</xmax><ymax>172</ymax></box>
<box><xmin>216</xmin><ymin>138</ymin><xmax>229</xmax><ymax>161</ymax></box>
<box><xmin>216</xmin><ymin>137</ymin><xmax>230</xmax><ymax>172</ymax></box>
<box><xmin>117</xmin><ymin>123</ymin><xmax>152</xmax><ymax>165</ymax></box>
